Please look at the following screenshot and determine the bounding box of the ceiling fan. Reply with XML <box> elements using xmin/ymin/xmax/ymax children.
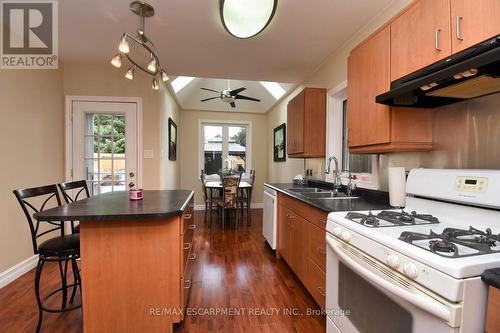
<box><xmin>200</xmin><ymin>81</ymin><xmax>261</xmax><ymax>108</ymax></box>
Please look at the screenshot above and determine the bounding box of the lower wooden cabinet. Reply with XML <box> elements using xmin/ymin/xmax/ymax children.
<box><xmin>486</xmin><ymin>286</ymin><xmax>500</xmax><ymax>333</ymax></box>
<box><xmin>277</xmin><ymin>193</ymin><xmax>327</xmax><ymax>308</ymax></box>
<box><xmin>180</xmin><ymin>198</ymin><xmax>195</xmax><ymax>321</ymax></box>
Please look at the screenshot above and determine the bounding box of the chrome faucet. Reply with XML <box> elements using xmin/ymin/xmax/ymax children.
<box><xmin>325</xmin><ymin>156</ymin><xmax>341</xmax><ymax>192</ymax></box>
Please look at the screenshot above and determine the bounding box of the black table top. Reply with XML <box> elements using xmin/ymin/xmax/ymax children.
<box><xmin>35</xmin><ymin>190</ymin><xmax>194</xmax><ymax>222</ymax></box>
<box><xmin>264</xmin><ymin>183</ymin><xmax>391</xmax><ymax>213</ymax></box>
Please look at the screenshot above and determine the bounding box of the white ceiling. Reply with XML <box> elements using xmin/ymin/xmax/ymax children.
<box><xmin>59</xmin><ymin>0</ymin><xmax>393</xmax><ymax>111</ymax></box>
<box><xmin>175</xmin><ymin>78</ymin><xmax>293</xmax><ymax>113</ymax></box>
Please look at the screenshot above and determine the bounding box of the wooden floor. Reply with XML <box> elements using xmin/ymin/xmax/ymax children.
<box><xmin>0</xmin><ymin>209</ymin><xmax>326</xmax><ymax>333</ymax></box>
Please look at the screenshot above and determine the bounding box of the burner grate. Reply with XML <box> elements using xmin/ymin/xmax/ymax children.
<box><xmin>399</xmin><ymin>227</ymin><xmax>500</xmax><ymax>258</ymax></box>
<box><xmin>345</xmin><ymin>210</ymin><xmax>440</xmax><ymax>227</ymax></box>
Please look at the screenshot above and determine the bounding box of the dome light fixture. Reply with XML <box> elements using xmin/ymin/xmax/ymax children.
<box><xmin>219</xmin><ymin>0</ymin><xmax>277</xmax><ymax>39</ymax></box>
<box><xmin>110</xmin><ymin>1</ymin><xmax>168</xmax><ymax>91</ymax></box>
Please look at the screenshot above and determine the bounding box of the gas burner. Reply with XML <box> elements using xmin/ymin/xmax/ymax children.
<box><xmin>399</xmin><ymin>227</ymin><xmax>500</xmax><ymax>258</ymax></box>
<box><xmin>345</xmin><ymin>212</ymin><xmax>380</xmax><ymax>227</ymax></box>
<box><xmin>377</xmin><ymin>210</ymin><xmax>440</xmax><ymax>226</ymax></box>
<box><xmin>429</xmin><ymin>240</ymin><xmax>458</xmax><ymax>255</ymax></box>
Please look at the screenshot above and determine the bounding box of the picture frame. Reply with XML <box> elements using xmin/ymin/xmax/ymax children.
<box><xmin>168</xmin><ymin>118</ymin><xmax>177</xmax><ymax>161</ymax></box>
<box><xmin>273</xmin><ymin>123</ymin><xmax>286</xmax><ymax>162</ymax></box>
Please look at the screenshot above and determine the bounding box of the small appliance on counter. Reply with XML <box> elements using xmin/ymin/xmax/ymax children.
<box><xmin>388</xmin><ymin>166</ymin><xmax>406</xmax><ymax>207</ymax></box>
<box><xmin>325</xmin><ymin>168</ymin><xmax>500</xmax><ymax>333</ymax></box>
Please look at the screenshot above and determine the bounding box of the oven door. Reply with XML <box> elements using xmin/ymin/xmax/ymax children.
<box><xmin>326</xmin><ymin>235</ymin><xmax>461</xmax><ymax>333</ymax></box>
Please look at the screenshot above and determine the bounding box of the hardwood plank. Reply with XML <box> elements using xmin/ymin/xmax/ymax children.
<box><xmin>0</xmin><ymin>210</ymin><xmax>325</xmax><ymax>333</ymax></box>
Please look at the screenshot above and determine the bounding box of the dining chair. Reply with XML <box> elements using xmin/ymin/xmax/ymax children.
<box><xmin>58</xmin><ymin>180</ymin><xmax>91</xmax><ymax>233</ymax></box>
<box><xmin>218</xmin><ymin>173</ymin><xmax>242</xmax><ymax>228</ymax></box>
<box><xmin>13</xmin><ymin>184</ymin><xmax>81</xmax><ymax>333</ymax></box>
<box><xmin>201</xmin><ymin>173</ymin><xmax>220</xmax><ymax>224</ymax></box>
<box><xmin>238</xmin><ymin>169</ymin><xmax>255</xmax><ymax>225</ymax></box>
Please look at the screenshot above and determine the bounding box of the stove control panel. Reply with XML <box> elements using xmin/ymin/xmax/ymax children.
<box><xmin>455</xmin><ymin>176</ymin><xmax>488</xmax><ymax>193</ymax></box>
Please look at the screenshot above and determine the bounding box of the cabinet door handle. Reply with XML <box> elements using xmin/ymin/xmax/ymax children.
<box><xmin>184</xmin><ymin>214</ymin><xmax>192</xmax><ymax>220</ymax></box>
<box><xmin>435</xmin><ymin>29</ymin><xmax>442</xmax><ymax>51</ymax></box>
<box><xmin>189</xmin><ymin>253</ymin><xmax>197</xmax><ymax>260</ymax></box>
<box><xmin>184</xmin><ymin>279</ymin><xmax>192</xmax><ymax>289</ymax></box>
<box><xmin>188</xmin><ymin>224</ymin><xmax>196</xmax><ymax>230</ymax></box>
<box><xmin>456</xmin><ymin>16</ymin><xmax>463</xmax><ymax>40</ymax></box>
<box><xmin>317</xmin><ymin>247</ymin><xmax>326</xmax><ymax>255</ymax></box>
<box><xmin>316</xmin><ymin>287</ymin><xmax>326</xmax><ymax>296</ymax></box>
<box><xmin>184</xmin><ymin>242</ymin><xmax>192</xmax><ymax>250</ymax></box>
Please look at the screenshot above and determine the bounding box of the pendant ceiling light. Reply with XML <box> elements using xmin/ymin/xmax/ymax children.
<box><xmin>111</xmin><ymin>1</ymin><xmax>170</xmax><ymax>90</ymax></box>
<box><xmin>220</xmin><ymin>0</ymin><xmax>277</xmax><ymax>39</ymax></box>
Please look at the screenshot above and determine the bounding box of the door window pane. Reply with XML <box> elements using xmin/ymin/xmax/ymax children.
<box><xmin>85</xmin><ymin>113</ymin><xmax>127</xmax><ymax>194</ymax></box>
<box><xmin>203</xmin><ymin>125</ymin><xmax>223</xmax><ymax>176</ymax></box>
<box><xmin>228</xmin><ymin>126</ymin><xmax>247</xmax><ymax>174</ymax></box>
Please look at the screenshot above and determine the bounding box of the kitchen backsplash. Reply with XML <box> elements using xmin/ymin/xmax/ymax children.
<box><xmin>380</xmin><ymin>93</ymin><xmax>500</xmax><ymax>190</ymax></box>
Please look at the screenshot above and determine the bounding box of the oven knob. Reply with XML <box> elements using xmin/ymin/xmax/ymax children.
<box><xmin>333</xmin><ymin>227</ymin><xmax>343</xmax><ymax>237</ymax></box>
<box><xmin>403</xmin><ymin>262</ymin><xmax>418</xmax><ymax>279</ymax></box>
<box><xmin>386</xmin><ymin>254</ymin><xmax>400</xmax><ymax>269</ymax></box>
<box><xmin>341</xmin><ymin>231</ymin><xmax>352</xmax><ymax>242</ymax></box>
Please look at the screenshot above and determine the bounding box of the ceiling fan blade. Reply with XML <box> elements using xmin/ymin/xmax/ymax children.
<box><xmin>230</xmin><ymin>101</ymin><xmax>236</xmax><ymax>108</ymax></box>
<box><xmin>201</xmin><ymin>87</ymin><xmax>220</xmax><ymax>93</ymax></box>
<box><xmin>201</xmin><ymin>97</ymin><xmax>220</xmax><ymax>102</ymax></box>
<box><xmin>230</xmin><ymin>87</ymin><xmax>246</xmax><ymax>95</ymax></box>
<box><xmin>235</xmin><ymin>94</ymin><xmax>261</xmax><ymax>102</ymax></box>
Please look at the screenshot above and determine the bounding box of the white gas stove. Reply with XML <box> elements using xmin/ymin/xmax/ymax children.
<box><xmin>325</xmin><ymin>169</ymin><xmax>500</xmax><ymax>333</ymax></box>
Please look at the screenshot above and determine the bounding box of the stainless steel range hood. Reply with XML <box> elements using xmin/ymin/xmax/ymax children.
<box><xmin>376</xmin><ymin>35</ymin><xmax>500</xmax><ymax>108</ymax></box>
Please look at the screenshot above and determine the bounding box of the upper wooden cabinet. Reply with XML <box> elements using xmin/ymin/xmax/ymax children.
<box><xmin>451</xmin><ymin>0</ymin><xmax>500</xmax><ymax>53</ymax></box>
<box><xmin>391</xmin><ymin>0</ymin><xmax>452</xmax><ymax>81</ymax></box>
<box><xmin>347</xmin><ymin>26</ymin><xmax>434</xmax><ymax>153</ymax></box>
<box><xmin>287</xmin><ymin>88</ymin><xmax>326</xmax><ymax>158</ymax></box>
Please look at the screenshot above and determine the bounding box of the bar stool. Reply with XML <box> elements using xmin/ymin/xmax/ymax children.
<box><xmin>58</xmin><ymin>180</ymin><xmax>90</xmax><ymax>233</ymax></box>
<box><xmin>13</xmin><ymin>184</ymin><xmax>81</xmax><ymax>333</ymax></box>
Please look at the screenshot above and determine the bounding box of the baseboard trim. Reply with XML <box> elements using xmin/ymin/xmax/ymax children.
<box><xmin>194</xmin><ymin>203</ymin><xmax>263</xmax><ymax>211</ymax></box>
<box><xmin>0</xmin><ymin>255</ymin><xmax>38</xmax><ymax>289</ymax></box>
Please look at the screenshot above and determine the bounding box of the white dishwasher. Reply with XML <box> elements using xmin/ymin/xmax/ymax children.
<box><xmin>263</xmin><ymin>186</ymin><xmax>277</xmax><ymax>249</ymax></box>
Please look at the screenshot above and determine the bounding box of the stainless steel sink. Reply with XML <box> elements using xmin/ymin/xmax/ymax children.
<box><xmin>302</xmin><ymin>192</ymin><xmax>360</xmax><ymax>200</ymax></box>
<box><xmin>287</xmin><ymin>187</ymin><xmax>329</xmax><ymax>193</ymax></box>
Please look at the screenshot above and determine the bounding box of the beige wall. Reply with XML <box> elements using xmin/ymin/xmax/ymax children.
<box><xmin>179</xmin><ymin>110</ymin><xmax>268</xmax><ymax>205</ymax></box>
<box><xmin>1</xmin><ymin>63</ymin><xmax>180</xmax><ymax>274</ymax></box>
<box><xmin>63</xmin><ymin>62</ymin><xmax>180</xmax><ymax>190</ymax></box>
<box><xmin>0</xmin><ymin>69</ymin><xmax>64</xmax><ymax>272</ymax></box>
<box><xmin>266</xmin><ymin>0</ymin><xmax>417</xmax><ymax>188</ymax></box>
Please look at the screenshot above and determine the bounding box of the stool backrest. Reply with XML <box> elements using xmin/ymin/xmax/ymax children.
<box><xmin>58</xmin><ymin>180</ymin><xmax>90</xmax><ymax>204</ymax></box>
<box><xmin>13</xmin><ymin>184</ymin><xmax>63</xmax><ymax>255</ymax></box>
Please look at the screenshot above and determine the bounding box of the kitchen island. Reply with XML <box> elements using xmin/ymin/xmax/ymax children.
<box><xmin>35</xmin><ymin>190</ymin><xmax>195</xmax><ymax>333</ymax></box>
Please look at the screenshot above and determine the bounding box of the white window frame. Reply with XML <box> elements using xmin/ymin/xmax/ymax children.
<box><xmin>326</xmin><ymin>82</ymin><xmax>379</xmax><ymax>190</ymax></box>
<box><xmin>198</xmin><ymin>119</ymin><xmax>252</xmax><ymax>180</ymax></box>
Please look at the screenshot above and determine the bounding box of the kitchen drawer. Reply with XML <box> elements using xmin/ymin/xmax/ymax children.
<box><xmin>309</xmin><ymin>224</ymin><xmax>326</xmax><ymax>272</ymax></box>
<box><xmin>182</xmin><ymin>199</ymin><xmax>194</xmax><ymax>235</ymax></box>
<box><xmin>306</xmin><ymin>258</ymin><xmax>326</xmax><ymax>309</ymax></box>
<box><xmin>182</xmin><ymin>249</ymin><xmax>196</xmax><ymax>310</ymax></box>
<box><xmin>279</xmin><ymin>193</ymin><xmax>328</xmax><ymax>229</ymax></box>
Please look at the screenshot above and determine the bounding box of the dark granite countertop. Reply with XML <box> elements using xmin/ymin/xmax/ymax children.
<box><xmin>264</xmin><ymin>183</ymin><xmax>391</xmax><ymax>213</ymax></box>
<box><xmin>482</xmin><ymin>268</ymin><xmax>500</xmax><ymax>289</ymax></box>
<box><xmin>35</xmin><ymin>190</ymin><xmax>194</xmax><ymax>222</ymax></box>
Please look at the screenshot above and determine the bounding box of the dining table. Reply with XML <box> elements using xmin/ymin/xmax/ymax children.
<box><xmin>205</xmin><ymin>181</ymin><xmax>253</xmax><ymax>224</ymax></box>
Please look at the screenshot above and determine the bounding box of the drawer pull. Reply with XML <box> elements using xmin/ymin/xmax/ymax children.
<box><xmin>183</xmin><ymin>242</ymin><xmax>192</xmax><ymax>250</ymax></box>
<box><xmin>188</xmin><ymin>224</ymin><xmax>196</xmax><ymax>230</ymax></box>
<box><xmin>317</xmin><ymin>247</ymin><xmax>326</xmax><ymax>255</ymax></box>
<box><xmin>184</xmin><ymin>214</ymin><xmax>192</xmax><ymax>220</ymax></box>
<box><xmin>184</xmin><ymin>279</ymin><xmax>192</xmax><ymax>289</ymax></box>
<box><xmin>286</xmin><ymin>214</ymin><xmax>296</xmax><ymax>219</ymax></box>
<box><xmin>317</xmin><ymin>287</ymin><xmax>326</xmax><ymax>297</ymax></box>
<box><xmin>318</xmin><ymin>219</ymin><xmax>327</xmax><ymax>225</ymax></box>
<box><xmin>189</xmin><ymin>253</ymin><xmax>197</xmax><ymax>260</ymax></box>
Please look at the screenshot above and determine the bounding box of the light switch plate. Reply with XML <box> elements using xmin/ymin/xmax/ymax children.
<box><xmin>143</xmin><ymin>149</ymin><xmax>154</xmax><ymax>159</ymax></box>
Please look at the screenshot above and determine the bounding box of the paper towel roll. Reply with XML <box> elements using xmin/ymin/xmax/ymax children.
<box><xmin>388</xmin><ymin>167</ymin><xmax>406</xmax><ymax>208</ymax></box>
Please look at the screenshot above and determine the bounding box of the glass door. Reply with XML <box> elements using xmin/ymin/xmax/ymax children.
<box><xmin>71</xmin><ymin>101</ymin><xmax>139</xmax><ymax>195</ymax></box>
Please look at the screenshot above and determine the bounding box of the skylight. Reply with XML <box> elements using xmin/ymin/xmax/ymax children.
<box><xmin>260</xmin><ymin>81</ymin><xmax>286</xmax><ymax>100</ymax></box>
<box><xmin>171</xmin><ymin>76</ymin><xmax>195</xmax><ymax>93</ymax></box>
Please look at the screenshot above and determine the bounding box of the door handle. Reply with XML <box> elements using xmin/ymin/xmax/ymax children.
<box><xmin>129</xmin><ymin>172</ymin><xmax>135</xmax><ymax>177</ymax></box>
<box><xmin>435</xmin><ymin>29</ymin><xmax>442</xmax><ymax>51</ymax></box>
<box><xmin>128</xmin><ymin>182</ymin><xmax>135</xmax><ymax>188</ymax></box>
<box><xmin>456</xmin><ymin>16</ymin><xmax>463</xmax><ymax>41</ymax></box>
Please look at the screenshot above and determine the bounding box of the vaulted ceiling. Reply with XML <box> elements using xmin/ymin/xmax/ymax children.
<box><xmin>59</xmin><ymin>0</ymin><xmax>393</xmax><ymax>111</ymax></box>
